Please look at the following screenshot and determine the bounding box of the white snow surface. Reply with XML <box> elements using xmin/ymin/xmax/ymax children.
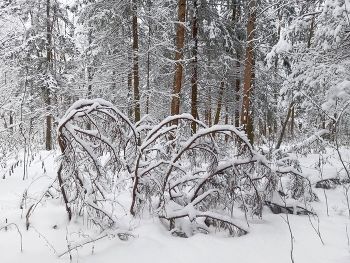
<box><xmin>0</xmin><ymin>149</ymin><xmax>350</xmax><ymax>263</ymax></box>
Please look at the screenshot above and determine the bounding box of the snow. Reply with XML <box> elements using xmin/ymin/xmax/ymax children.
<box><xmin>1</xmin><ymin>149</ymin><xmax>350</xmax><ymax>263</ymax></box>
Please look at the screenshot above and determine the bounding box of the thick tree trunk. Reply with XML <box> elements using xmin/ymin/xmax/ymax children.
<box><xmin>191</xmin><ymin>0</ymin><xmax>198</xmax><ymax>134</ymax></box>
<box><xmin>132</xmin><ymin>0</ymin><xmax>140</xmax><ymax>123</ymax></box>
<box><xmin>241</xmin><ymin>0</ymin><xmax>256</xmax><ymax>146</ymax></box>
<box><xmin>45</xmin><ymin>0</ymin><xmax>52</xmax><ymax>151</ymax></box>
<box><xmin>171</xmin><ymin>0</ymin><xmax>186</xmax><ymax>123</ymax></box>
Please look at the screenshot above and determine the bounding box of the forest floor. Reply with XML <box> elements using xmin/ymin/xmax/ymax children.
<box><xmin>0</xmin><ymin>149</ymin><xmax>350</xmax><ymax>263</ymax></box>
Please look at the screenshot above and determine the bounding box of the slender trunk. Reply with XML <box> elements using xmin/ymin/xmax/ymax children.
<box><xmin>241</xmin><ymin>0</ymin><xmax>256</xmax><ymax>146</ymax></box>
<box><xmin>171</xmin><ymin>0</ymin><xmax>187</xmax><ymax>124</ymax></box>
<box><xmin>146</xmin><ymin>2</ymin><xmax>151</xmax><ymax>115</ymax></box>
<box><xmin>235</xmin><ymin>56</ymin><xmax>241</xmax><ymax>128</ymax></box>
<box><xmin>273</xmin><ymin>10</ymin><xmax>281</xmax><ymax>136</ymax></box>
<box><xmin>214</xmin><ymin>81</ymin><xmax>225</xmax><ymax>125</ymax></box>
<box><xmin>191</xmin><ymin>0</ymin><xmax>198</xmax><ymax>134</ymax></box>
<box><xmin>307</xmin><ymin>16</ymin><xmax>315</xmax><ymax>49</ymax></box>
<box><xmin>9</xmin><ymin>113</ymin><xmax>13</xmax><ymax>133</ymax></box>
<box><xmin>275</xmin><ymin>9</ymin><xmax>281</xmax><ymax>69</ymax></box>
<box><xmin>127</xmin><ymin>50</ymin><xmax>133</xmax><ymax>119</ymax></box>
<box><xmin>45</xmin><ymin>0</ymin><xmax>52</xmax><ymax>151</ymax></box>
<box><xmin>232</xmin><ymin>0</ymin><xmax>237</xmax><ymax>21</ymax></box>
<box><xmin>86</xmin><ymin>67</ymin><xmax>93</xmax><ymax>130</ymax></box>
<box><xmin>275</xmin><ymin>101</ymin><xmax>294</xmax><ymax>150</ymax></box>
<box><xmin>87</xmin><ymin>67</ymin><xmax>93</xmax><ymax>99</ymax></box>
<box><xmin>205</xmin><ymin>86</ymin><xmax>212</xmax><ymax>127</ymax></box>
<box><xmin>133</xmin><ymin>0</ymin><xmax>140</xmax><ymax>123</ymax></box>
<box><xmin>290</xmin><ymin>105</ymin><xmax>295</xmax><ymax>136</ymax></box>
<box><xmin>321</xmin><ymin>114</ymin><xmax>325</xmax><ymax>129</ymax></box>
<box><xmin>225</xmin><ymin>103</ymin><xmax>229</xmax><ymax>141</ymax></box>
<box><xmin>86</xmin><ymin>30</ymin><xmax>93</xmax><ymax>130</ymax></box>
<box><xmin>233</xmin><ymin>1</ymin><xmax>241</xmax><ymax>128</ymax></box>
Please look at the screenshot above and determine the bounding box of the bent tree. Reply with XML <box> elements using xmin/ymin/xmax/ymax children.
<box><xmin>57</xmin><ymin>99</ymin><xmax>315</xmax><ymax>235</ymax></box>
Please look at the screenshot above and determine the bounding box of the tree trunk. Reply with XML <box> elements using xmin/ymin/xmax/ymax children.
<box><xmin>86</xmin><ymin>65</ymin><xmax>93</xmax><ymax>130</ymax></box>
<box><xmin>275</xmin><ymin>101</ymin><xmax>294</xmax><ymax>150</ymax></box>
<box><xmin>307</xmin><ymin>16</ymin><xmax>315</xmax><ymax>49</ymax></box>
<box><xmin>9</xmin><ymin>113</ymin><xmax>13</xmax><ymax>129</ymax></box>
<box><xmin>241</xmin><ymin>0</ymin><xmax>256</xmax><ymax>146</ymax></box>
<box><xmin>235</xmin><ymin>56</ymin><xmax>241</xmax><ymax>128</ymax></box>
<box><xmin>225</xmin><ymin>103</ymin><xmax>229</xmax><ymax>141</ymax></box>
<box><xmin>233</xmin><ymin>1</ymin><xmax>241</xmax><ymax>128</ymax></box>
<box><xmin>171</xmin><ymin>0</ymin><xmax>187</xmax><ymax>123</ymax></box>
<box><xmin>191</xmin><ymin>0</ymin><xmax>198</xmax><ymax>134</ymax></box>
<box><xmin>214</xmin><ymin>81</ymin><xmax>225</xmax><ymax>125</ymax></box>
<box><xmin>146</xmin><ymin>1</ymin><xmax>151</xmax><ymax>115</ymax></box>
<box><xmin>45</xmin><ymin>0</ymin><xmax>52</xmax><ymax>151</ymax></box>
<box><xmin>132</xmin><ymin>0</ymin><xmax>140</xmax><ymax>123</ymax></box>
<box><xmin>290</xmin><ymin>105</ymin><xmax>295</xmax><ymax>136</ymax></box>
<box><xmin>127</xmin><ymin>50</ymin><xmax>133</xmax><ymax>119</ymax></box>
<box><xmin>273</xmin><ymin>9</ymin><xmax>281</xmax><ymax>137</ymax></box>
<box><xmin>206</xmin><ymin>86</ymin><xmax>212</xmax><ymax>127</ymax></box>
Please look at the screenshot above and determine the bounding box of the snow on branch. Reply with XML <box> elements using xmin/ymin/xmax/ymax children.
<box><xmin>57</xmin><ymin>99</ymin><xmax>316</xmax><ymax>237</ymax></box>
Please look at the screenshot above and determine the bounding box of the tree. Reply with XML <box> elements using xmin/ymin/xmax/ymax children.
<box><xmin>171</xmin><ymin>0</ymin><xmax>187</xmax><ymax>122</ymax></box>
<box><xmin>241</xmin><ymin>0</ymin><xmax>256</xmax><ymax>146</ymax></box>
<box><xmin>191</xmin><ymin>0</ymin><xmax>199</xmax><ymax>133</ymax></box>
<box><xmin>0</xmin><ymin>0</ymin><xmax>76</xmax><ymax>151</ymax></box>
<box><xmin>132</xmin><ymin>0</ymin><xmax>140</xmax><ymax>123</ymax></box>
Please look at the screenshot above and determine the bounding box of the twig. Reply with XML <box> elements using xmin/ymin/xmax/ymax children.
<box><xmin>26</xmin><ymin>177</ymin><xmax>58</xmax><ymax>226</ymax></box>
<box><xmin>307</xmin><ymin>212</ymin><xmax>324</xmax><ymax>245</ymax></box>
<box><xmin>0</xmin><ymin>223</ymin><xmax>23</xmax><ymax>252</ymax></box>
<box><xmin>30</xmin><ymin>225</ymin><xmax>57</xmax><ymax>253</ymax></box>
<box><xmin>317</xmin><ymin>154</ymin><xmax>329</xmax><ymax>216</ymax></box>
<box><xmin>65</xmin><ymin>226</ymin><xmax>72</xmax><ymax>262</ymax></box>
<box><xmin>342</xmin><ymin>185</ymin><xmax>350</xmax><ymax>219</ymax></box>
<box><xmin>26</xmin><ymin>204</ymin><xmax>34</xmax><ymax>230</ymax></box>
<box><xmin>279</xmin><ymin>179</ymin><xmax>295</xmax><ymax>263</ymax></box>
<box><xmin>58</xmin><ymin>234</ymin><xmax>108</xmax><ymax>258</ymax></box>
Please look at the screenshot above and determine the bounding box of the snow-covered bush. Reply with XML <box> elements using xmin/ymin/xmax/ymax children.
<box><xmin>57</xmin><ymin>99</ymin><xmax>315</xmax><ymax>236</ymax></box>
<box><xmin>57</xmin><ymin>99</ymin><xmax>138</xmax><ymax>228</ymax></box>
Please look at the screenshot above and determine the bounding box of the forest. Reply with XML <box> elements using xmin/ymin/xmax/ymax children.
<box><xmin>1</xmin><ymin>0</ymin><xmax>350</xmax><ymax>262</ymax></box>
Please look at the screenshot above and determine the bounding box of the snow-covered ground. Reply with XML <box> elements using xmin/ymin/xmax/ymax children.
<box><xmin>1</xmin><ymin>149</ymin><xmax>350</xmax><ymax>263</ymax></box>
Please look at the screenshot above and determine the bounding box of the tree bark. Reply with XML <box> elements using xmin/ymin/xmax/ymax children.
<box><xmin>307</xmin><ymin>16</ymin><xmax>315</xmax><ymax>49</ymax></box>
<box><xmin>127</xmin><ymin>50</ymin><xmax>133</xmax><ymax>119</ymax></box>
<box><xmin>171</xmin><ymin>0</ymin><xmax>187</xmax><ymax>123</ymax></box>
<box><xmin>235</xmin><ymin>56</ymin><xmax>241</xmax><ymax>128</ymax></box>
<box><xmin>191</xmin><ymin>0</ymin><xmax>198</xmax><ymax>134</ymax></box>
<box><xmin>132</xmin><ymin>0</ymin><xmax>140</xmax><ymax>123</ymax></box>
<box><xmin>45</xmin><ymin>0</ymin><xmax>52</xmax><ymax>151</ymax></box>
<box><xmin>206</xmin><ymin>86</ymin><xmax>212</xmax><ymax>127</ymax></box>
<box><xmin>233</xmin><ymin>0</ymin><xmax>241</xmax><ymax>128</ymax></box>
<box><xmin>214</xmin><ymin>81</ymin><xmax>225</xmax><ymax>125</ymax></box>
<box><xmin>241</xmin><ymin>0</ymin><xmax>256</xmax><ymax>146</ymax></box>
<box><xmin>146</xmin><ymin>0</ymin><xmax>152</xmax><ymax>115</ymax></box>
<box><xmin>275</xmin><ymin>101</ymin><xmax>294</xmax><ymax>150</ymax></box>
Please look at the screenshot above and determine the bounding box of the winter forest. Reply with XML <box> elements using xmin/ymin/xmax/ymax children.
<box><xmin>1</xmin><ymin>0</ymin><xmax>350</xmax><ymax>262</ymax></box>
